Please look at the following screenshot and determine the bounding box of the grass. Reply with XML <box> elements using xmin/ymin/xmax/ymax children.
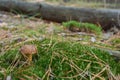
<box><xmin>0</xmin><ymin>39</ymin><xmax>120</xmax><ymax>80</ymax></box>
<box><xmin>107</xmin><ymin>37</ymin><xmax>120</xmax><ymax>49</ymax></box>
<box><xmin>0</xmin><ymin>8</ymin><xmax>119</xmax><ymax>80</ymax></box>
<box><xmin>111</xmin><ymin>38</ymin><xmax>120</xmax><ymax>45</ymax></box>
<box><xmin>62</xmin><ymin>21</ymin><xmax>102</xmax><ymax>35</ymax></box>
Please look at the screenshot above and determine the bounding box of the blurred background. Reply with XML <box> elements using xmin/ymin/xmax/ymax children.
<box><xmin>23</xmin><ymin>0</ymin><xmax>120</xmax><ymax>9</ymax></box>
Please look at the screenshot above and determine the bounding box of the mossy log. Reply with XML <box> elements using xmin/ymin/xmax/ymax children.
<box><xmin>0</xmin><ymin>0</ymin><xmax>120</xmax><ymax>30</ymax></box>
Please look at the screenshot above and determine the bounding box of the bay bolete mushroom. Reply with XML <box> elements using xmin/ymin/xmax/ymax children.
<box><xmin>20</xmin><ymin>44</ymin><xmax>37</xmax><ymax>64</ymax></box>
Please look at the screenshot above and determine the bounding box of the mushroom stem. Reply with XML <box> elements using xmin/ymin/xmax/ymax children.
<box><xmin>28</xmin><ymin>54</ymin><xmax>32</xmax><ymax>64</ymax></box>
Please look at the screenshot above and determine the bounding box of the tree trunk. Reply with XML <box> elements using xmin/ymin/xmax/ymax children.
<box><xmin>0</xmin><ymin>0</ymin><xmax>120</xmax><ymax>30</ymax></box>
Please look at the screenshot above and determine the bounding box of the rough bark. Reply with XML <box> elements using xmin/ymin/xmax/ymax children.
<box><xmin>0</xmin><ymin>0</ymin><xmax>120</xmax><ymax>30</ymax></box>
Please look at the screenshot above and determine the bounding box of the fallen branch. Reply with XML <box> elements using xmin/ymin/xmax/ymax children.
<box><xmin>0</xmin><ymin>0</ymin><xmax>120</xmax><ymax>30</ymax></box>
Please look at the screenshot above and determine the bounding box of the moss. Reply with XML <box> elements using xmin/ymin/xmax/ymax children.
<box><xmin>0</xmin><ymin>39</ymin><xmax>119</xmax><ymax>80</ymax></box>
<box><xmin>62</xmin><ymin>21</ymin><xmax>102</xmax><ymax>35</ymax></box>
<box><xmin>111</xmin><ymin>38</ymin><xmax>120</xmax><ymax>45</ymax></box>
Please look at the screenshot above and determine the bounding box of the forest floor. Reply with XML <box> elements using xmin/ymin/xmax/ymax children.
<box><xmin>0</xmin><ymin>1</ymin><xmax>120</xmax><ymax>80</ymax></box>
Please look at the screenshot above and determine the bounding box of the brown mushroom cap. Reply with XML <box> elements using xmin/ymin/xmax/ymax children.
<box><xmin>20</xmin><ymin>45</ymin><xmax>37</xmax><ymax>55</ymax></box>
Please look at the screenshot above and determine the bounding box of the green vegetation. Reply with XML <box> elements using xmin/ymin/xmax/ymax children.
<box><xmin>109</xmin><ymin>37</ymin><xmax>120</xmax><ymax>49</ymax></box>
<box><xmin>62</xmin><ymin>21</ymin><xmax>102</xmax><ymax>35</ymax></box>
<box><xmin>111</xmin><ymin>38</ymin><xmax>120</xmax><ymax>45</ymax></box>
<box><xmin>0</xmin><ymin>7</ymin><xmax>119</xmax><ymax>80</ymax></box>
<box><xmin>0</xmin><ymin>39</ymin><xmax>120</xmax><ymax>80</ymax></box>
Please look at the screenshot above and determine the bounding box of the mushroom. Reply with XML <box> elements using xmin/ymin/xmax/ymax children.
<box><xmin>20</xmin><ymin>44</ymin><xmax>37</xmax><ymax>64</ymax></box>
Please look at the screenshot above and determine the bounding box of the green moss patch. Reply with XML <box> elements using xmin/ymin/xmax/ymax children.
<box><xmin>62</xmin><ymin>21</ymin><xmax>102</xmax><ymax>35</ymax></box>
<box><xmin>0</xmin><ymin>39</ymin><xmax>119</xmax><ymax>80</ymax></box>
